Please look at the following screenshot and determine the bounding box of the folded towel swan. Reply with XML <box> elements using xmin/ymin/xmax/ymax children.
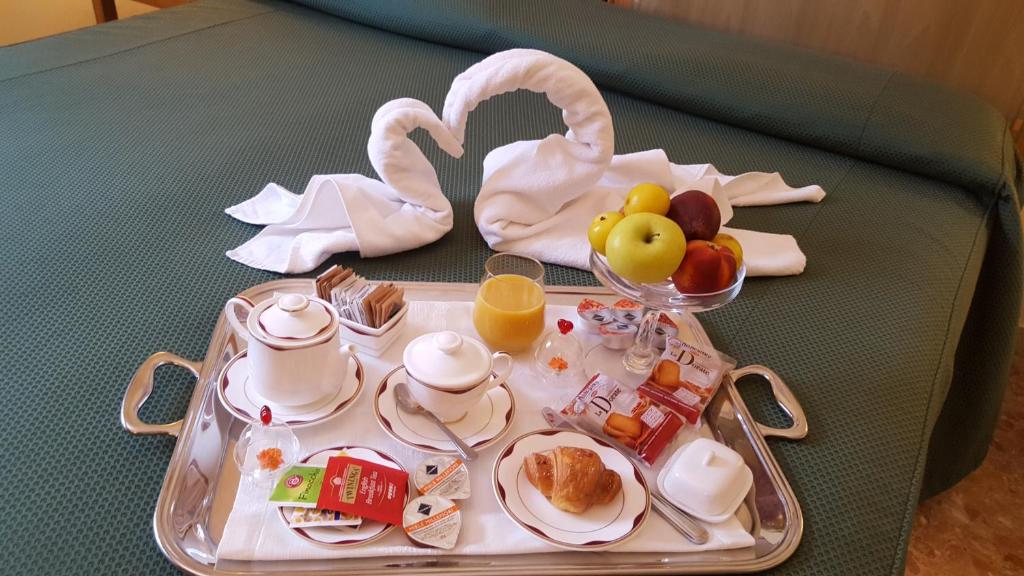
<box><xmin>225</xmin><ymin>98</ymin><xmax>463</xmax><ymax>274</ymax></box>
<box><xmin>226</xmin><ymin>49</ymin><xmax>824</xmax><ymax>276</ymax></box>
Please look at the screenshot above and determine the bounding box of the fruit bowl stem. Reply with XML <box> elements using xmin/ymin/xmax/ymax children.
<box><xmin>623</xmin><ymin>309</ymin><xmax>661</xmax><ymax>374</ymax></box>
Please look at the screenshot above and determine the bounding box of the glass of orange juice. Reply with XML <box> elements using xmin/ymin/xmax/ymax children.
<box><xmin>473</xmin><ymin>253</ymin><xmax>546</xmax><ymax>353</ymax></box>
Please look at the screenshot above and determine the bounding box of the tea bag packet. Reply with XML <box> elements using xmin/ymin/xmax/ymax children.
<box><xmin>362</xmin><ymin>283</ymin><xmax>386</xmax><ymax>327</ymax></box>
<box><xmin>286</xmin><ymin>507</ymin><xmax>363</xmax><ymax>529</ymax></box>
<box><xmin>317</xmin><ymin>265</ymin><xmax>407</xmax><ymax>329</ymax></box>
<box><xmin>315</xmin><ymin>265</ymin><xmax>354</xmax><ymax>301</ymax></box>
<box><xmin>335</xmin><ymin>278</ymin><xmax>371</xmax><ymax>324</ymax></box>
<box><xmin>269</xmin><ymin>465</ymin><xmax>327</xmax><ymax>508</ymax></box>
<box><xmin>316</xmin><ymin>456</ymin><xmax>409</xmax><ymax>525</ymax></box>
<box><xmin>638</xmin><ymin>338</ymin><xmax>737</xmax><ymax>425</ymax></box>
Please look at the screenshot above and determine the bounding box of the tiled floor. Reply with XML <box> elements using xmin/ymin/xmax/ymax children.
<box><xmin>905</xmin><ymin>330</ymin><xmax>1024</xmax><ymax>575</ymax></box>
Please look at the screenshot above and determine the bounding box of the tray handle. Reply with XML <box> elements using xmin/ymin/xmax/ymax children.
<box><xmin>730</xmin><ymin>365</ymin><xmax>808</xmax><ymax>440</ymax></box>
<box><xmin>121</xmin><ymin>352</ymin><xmax>202</xmax><ymax>437</ymax></box>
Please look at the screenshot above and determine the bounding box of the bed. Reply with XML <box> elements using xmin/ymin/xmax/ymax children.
<box><xmin>1</xmin><ymin>0</ymin><xmax>1020</xmax><ymax>574</ymax></box>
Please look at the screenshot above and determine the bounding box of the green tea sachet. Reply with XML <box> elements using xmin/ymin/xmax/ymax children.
<box><xmin>269</xmin><ymin>465</ymin><xmax>326</xmax><ymax>508</ymax></box>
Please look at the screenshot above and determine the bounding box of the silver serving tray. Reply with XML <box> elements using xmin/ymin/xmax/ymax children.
<box><xmin>122</xmin><ymin>279</ymin><xmax>808</xmax><ymax>575</ymax></box>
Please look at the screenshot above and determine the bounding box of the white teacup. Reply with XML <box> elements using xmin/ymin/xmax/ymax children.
<box><xmin>403</xmin><ymin>331</ymin><xmax>513</xmax><ymax>422</ymax></box>
<box><xmin>225</xmin><ymin>293</ymin><xmax>355</xmax><ymax>411</ymax></box>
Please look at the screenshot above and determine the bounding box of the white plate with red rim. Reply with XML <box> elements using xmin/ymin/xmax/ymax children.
<box><xmin>217</xmin><ymin>351</ymin><xmax>363</xmax><ymax>428</ymax></box>
<box><xmin>492</xmin><ymin>429</ymin><xmax>651</xmax><ymax>551</ymax></box>
<box><xmin>278</xmin><ymin>446</ymin><xmax>409</xmax><ymax>547</ymax></box>
<box><xmin>374</xmin><ymin>365</ymin><xmax>516</xmax><ymax>454</ymax></box>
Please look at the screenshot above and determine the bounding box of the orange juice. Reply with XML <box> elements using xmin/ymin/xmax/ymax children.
<box><xmin>473</xmin><ymin>274</ymin><xmax>546</xmax><ymax>353</ymax></box>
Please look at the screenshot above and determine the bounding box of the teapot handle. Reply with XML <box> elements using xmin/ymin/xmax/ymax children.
<box><xmin>224</xmin><ymin>296</ymin><xmax>254</xmax><ymax>342</ymax></box>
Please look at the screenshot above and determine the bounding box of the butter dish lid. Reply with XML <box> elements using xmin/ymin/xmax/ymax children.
<box><xmin>403</xmin><ymin>331</ymin><xmax>492</xmax><ymax>391</ymax></box>
<box><xmin>657</xmin><ymin>437</ymin><xmax>752</xmax><ymax>523</ymax></box>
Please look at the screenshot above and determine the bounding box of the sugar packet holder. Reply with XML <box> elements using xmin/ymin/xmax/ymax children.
<box><xmin>315</xmin><ymin>265</ymin><xmax>408</xmax><ymax>358</ymax></box>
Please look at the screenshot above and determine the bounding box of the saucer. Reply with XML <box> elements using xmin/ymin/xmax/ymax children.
<box><xmin>278</xmin><ymin>446</ymin><xmax>408</xmax><ymax>548</ymax></box>
<box><xmin>217</xmin><ymin>351</ymin><xmax>363</xmax><ymax>428</ymax></box>
<box><xmin>374</xmin><ymin>365</ymin><xmax>515</xmax><ymax>454</ymax></box>
<box><xmin>492</xmin><ymin>429</ymin><xmax>651</xmax><ymax>551</ymax></box>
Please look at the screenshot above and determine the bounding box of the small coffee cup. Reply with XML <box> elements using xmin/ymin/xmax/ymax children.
<box><xmin>402</xmin><ymin>331</ymin><xmax>513</xmax><ymax>422</ymax></box>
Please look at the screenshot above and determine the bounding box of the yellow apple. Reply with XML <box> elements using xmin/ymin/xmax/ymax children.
<box><xmin>623</xmin><ymin>183</ymin><xmax>671</xmax><ymax>216</ymax></box>
<box><xmin>711</xmin><ymin>233</ymin><xmax>743</xmax><ymax>268</ymax></box>
<box><xmin>605</xmin><ymin>213</ymin><xmax>686</xmax><ymax>284</ymax></box>
<box><xmin>588</xmin><ymin>212</ymin><xmax>625</xmax><ymax>255</ymax></box>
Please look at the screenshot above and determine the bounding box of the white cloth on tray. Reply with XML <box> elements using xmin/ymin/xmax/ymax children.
<box><xmin>216</xmin><ymin>301</ymin><xmax>755</xmax><ymax>563</ymax></box>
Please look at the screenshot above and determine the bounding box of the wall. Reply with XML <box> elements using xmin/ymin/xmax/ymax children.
<box><xmin>0</xmin><ymin>0</ymin><xmax>156</xmax><ymax>46</ymax></box>
<box><xmin>613</xmin><ymin>0</ymin><xmax>1024</xmax><ymax>145</ymax></box>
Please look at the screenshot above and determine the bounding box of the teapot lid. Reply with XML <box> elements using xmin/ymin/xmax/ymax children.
<box><xmin>403</xmin><ymin>331</ymin><xmax>493</xmax><ymax>391</ymax></box>
<box><xmin>256</xmin><ymin>294</ymin><xmax>334</xmax><ymax>342</ymax></box>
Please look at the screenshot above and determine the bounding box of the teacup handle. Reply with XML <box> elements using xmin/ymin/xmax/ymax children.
<box><xmin>224</xmin><ymin>296</ymin><xmax>254</xmax><ymax>342</ymax></box>
<box><xmin>488</xmin><ymin>352</ymin><xmax>514</xmax><ymax>390</ymax></box>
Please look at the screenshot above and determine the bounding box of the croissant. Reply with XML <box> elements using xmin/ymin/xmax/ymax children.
<box><xmin>523</xmin><ymin>447</ymin><xmax>622</xmax><ymax>514</ymax></box>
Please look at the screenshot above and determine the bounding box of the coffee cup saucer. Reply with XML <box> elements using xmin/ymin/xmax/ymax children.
<box><xmin>217</xmin><ymin>350</ymin><xmax>363</xmax><ymax>428</ymax></box>
<box><xmin>374</xmin><ymin>365</ymin><xmax>515</xmax><ymax>454</ymax></box>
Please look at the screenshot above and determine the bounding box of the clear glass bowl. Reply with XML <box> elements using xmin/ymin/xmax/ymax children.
<box><xmin>233</xmin><ymin>418</ymin><xmax>301</xmax><ymax>486</ymax></box>
<box><xmin>589</xmin><ymin>251</ymin><xmax>745</xmax><ymax>313</ymax></box>
<box><xmin>533</xmin><ymin>327</ymin><xmax>585</xmax><ymax>386</ymax></box>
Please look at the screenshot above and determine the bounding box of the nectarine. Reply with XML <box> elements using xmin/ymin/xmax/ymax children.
<box><xmin>671</xmin><ymin>240</ymin><xmax>737</xmax><ymax>294</ymax></box>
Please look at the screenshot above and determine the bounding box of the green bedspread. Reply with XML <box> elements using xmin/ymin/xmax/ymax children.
<box><xmin>1</xmin><ymin>0</ymin><xmax>1020</xmax><ymax>574</ymax></box>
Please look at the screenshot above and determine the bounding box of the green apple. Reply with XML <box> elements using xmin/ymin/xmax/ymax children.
<box><xmin>605</xmin><ymin>213</ymin><xmax>687</xmax><ymax>284</ymax></box>
<box><xmin>623</xmin><ymin>183</ymin><xmax>671</xmax><ymax>216</ymax></box>
<box><xmin>588</xmin><ymin>211</ymin><xmax>625</xmax><ymax>255</ymax></box>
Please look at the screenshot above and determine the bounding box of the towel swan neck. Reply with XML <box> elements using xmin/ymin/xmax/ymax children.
<box><xmin>442</xmin><ymin>49</ymin><xmax>614</xmax><ymax>165</ymax></box>
<box><xmin>368</xmin><ymin>98</ymin><xmax>464</xmax><ymax>213</ymax></box>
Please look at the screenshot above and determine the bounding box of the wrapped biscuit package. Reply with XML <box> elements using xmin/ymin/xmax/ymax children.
<box><xmin>638</xmin><ymin>338</ymin><xmax>736</xmax><ymax>425</ymax></box>
<box><xmin>559</xmin><ymin>373</ymin><xmax>683</xmax><ymax>465</ymax></box>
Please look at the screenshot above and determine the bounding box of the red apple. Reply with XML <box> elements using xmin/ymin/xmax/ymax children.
<box><xmin>666</xmin><ymin>190</ymin><xmax>721</xmax><ymax>241</ymax></box>
<box><xmin>672</xmin><ymin>240</ymin><xmax>737</xmax><ymax>294</ymax></box>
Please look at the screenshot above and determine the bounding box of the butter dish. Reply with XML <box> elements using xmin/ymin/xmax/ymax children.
<box><xmin>657</xmin><ymin>438</ymin><xmax>753</xmax><ymax>524</ymax></box>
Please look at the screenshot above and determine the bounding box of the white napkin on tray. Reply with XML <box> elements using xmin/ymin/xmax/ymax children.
<box><xmin>443</xmin><ymin>49</ymin><xmax>823</xmax><ymax>277</ymax></box>
<box><xmin>216</xmin><ymin>301</ymin><xmax>755</xmax><ymax>563</ymax></box>
<box><xmin>225</xmin><ymin>98</ymin><xmax>463</xmax><ymax>273</ymax></box>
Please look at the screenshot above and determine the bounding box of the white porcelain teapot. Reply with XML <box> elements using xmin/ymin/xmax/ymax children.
<box><xmin>225</xmin><ymin>293</ymin><xmax>355</xmax><ymax>410</ymax></box>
